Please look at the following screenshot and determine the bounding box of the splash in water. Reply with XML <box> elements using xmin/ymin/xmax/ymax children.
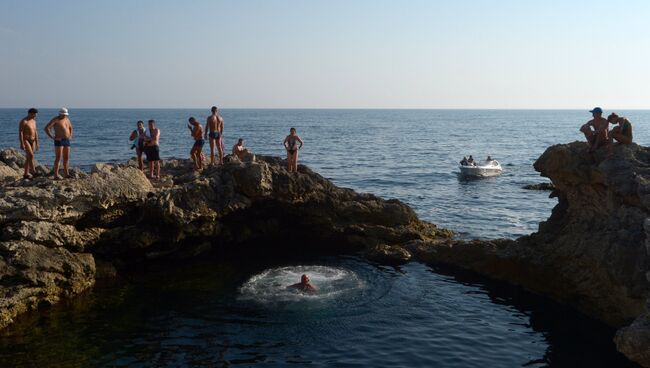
<box><xmin>238</xmin><ymin>265</ymin><xmax>364</xmax><ymax>304</ymax></box>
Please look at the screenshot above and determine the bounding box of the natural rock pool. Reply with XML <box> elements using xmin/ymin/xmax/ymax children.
<box><xmin>0</xmin><ymin>256</ymin><xmax>635</xmax><ymax>367</ymax></box>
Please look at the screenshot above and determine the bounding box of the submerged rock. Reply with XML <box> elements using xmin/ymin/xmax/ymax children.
<box><xmin>0</xmin><ymin>149</ymin><xmax>451</xmax><ymax>331</ymax></box>
<box><xmin>522</xmin><ymin>182</ymin><xmax>555</xmax><ymax>190</ymax></box>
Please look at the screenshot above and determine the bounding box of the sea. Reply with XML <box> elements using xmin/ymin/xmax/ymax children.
<box><xmin>0</xmin><ymin>108</ymin><xmax>647</xmax><ymax>367</ymax></box>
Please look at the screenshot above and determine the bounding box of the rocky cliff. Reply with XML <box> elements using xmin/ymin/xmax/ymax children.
<box><xmin>0</xmin><ymin>149</ymin><xmax>449</xmax><ymax>331</ymax></box>
<box><xmin>409</xmin><ymin>142</ymin><xmax>650</xmax><ymax>366</ymax></box>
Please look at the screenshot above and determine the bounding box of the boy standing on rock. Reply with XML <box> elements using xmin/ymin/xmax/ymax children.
<box><xmin>579</xmin><ymin>107</ymin><xmax>609</xmax><ymax>152</ymax></box>
<box><xmin>18</xmin><ymin>108</ymin><xmax>39</xmax><ymax>179</ymax></box>
<box><xmin>144</xmin><ymin>119</ymin><xmax>161</xmax><ymax>179</ymax></box>
<box><xmin>204</xmin><ymin>106</ymin><xmax>224</xmax><ymax>166</ymax></box>
<box><xmin>44</xmin><ymin>108</ymin><xmax>73</xmax><ymax>179</ymax></box>
<box><xmin>187</xmin><ymin>117</ymin><xmax>204</xmax><ymax>171</ymax></box>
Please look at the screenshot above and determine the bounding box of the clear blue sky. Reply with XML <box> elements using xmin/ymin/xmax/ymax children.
<box><xmin>1</xmin><ymin>0</ymin><xmax>649</xmax><ymax>108</ymax></box>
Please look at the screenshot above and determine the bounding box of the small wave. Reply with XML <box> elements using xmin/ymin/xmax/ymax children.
<box><xmin>238</xmin><ymin>265</ymin><xmax>364</xmax><ymax>304</ymax></box>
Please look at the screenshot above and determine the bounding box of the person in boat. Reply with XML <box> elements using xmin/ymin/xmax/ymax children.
<box><xmin>580</xmin><ymin>107</ymin><xmax>609</xmax><ymax>152</ymax></box>
<box><xmin>287</xmin><ymin>274</ymin><xmax>317</xmax><ymax>293</ymax></box>
<box><xmin>486</xmin><ymin>155</ymin><xmax>492</xmax><ymax>161</ymax></box>
<box><xmin>467</xmin><ymin>155</ymin><xmax>475</xmax><ymax>165</ymax></box>
<box><xmin>129</xmin><ymin>120</ymin><xmax>147</xmax><ymax>171</ymax></box>
<box><xmin>460</xmin><ymin>156</ymin><xmax>469</xmax><ymax>166</ymax></box>
<box><xmin>231</xmin><ymin>138</ymin><xmax>249</xmax><ymax>160</ymax></box>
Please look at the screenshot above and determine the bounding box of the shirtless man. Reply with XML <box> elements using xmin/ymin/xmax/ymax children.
<box><xmin>43</xmin><ymin>108</ymin><xmax>73</xmax><ymax>179</ymax></box>
<box><xmin>287</xmin><ymin>274</ymin><xmax>317</xmax><ymax>293</ymax></box>
<box><xmin>204</xmin><ymin>106</ymin><xmax>224</xmax><ymax>165</ymax></box>
<box><xmin>579</xmin><ymin>107</ymin><xmax>609</xmax><ymax>152</ymax></box>
<box><xmin>144</xmin><ymin>119</ymin><xmax>161</xmax><ymax>179</ymax></box>
<box><xmin>187</xmin><ymin>117</ymin><xmax>204</xmax><ymax>170</ymax></box>
<box><xmin>18</xmin><ymin>108</ymin><xmax>39</xmax><ymax>179</ymax></box>
<box><xmin>607</xmin><ymin>113</ymin><xmax>633</xmax><ymax>156</ymax></box>
<box><xmin>231</xmin><ymin>138</ymin><xmax>249</xmax><ymax>160</ymax></box>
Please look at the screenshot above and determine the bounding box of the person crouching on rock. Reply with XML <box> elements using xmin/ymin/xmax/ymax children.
<box><xmin>580</xmin><ymin>107</ymin><xmax>609</xmax><ymax>152</ymax></box>
<box><xmin>232</xmin><ymin>138</ymin><xmax>249</xmax><ymax>160</ymax></box>
<box><xmin>18</xmin><ymin>108</ymin><xmax>39</xmax><ymax>179</ymax></box>
<box><xmin>129</xmin><ymin>120</ymin><xmax>147</xmax><ymax>171</ymax></box>
<box><xmin>287</xmin><ymin>274</ymin><xmax>317</xmax><ymax>293</ymax></box>
<box><xmin>144</xmin><ymin>119</ymin><xmax>161</xmax><ymax>180</ymax></box>
<box><xmin>606</xmin><ymin>113</ymin><xmax>633</xmax><ymax>156</ymax></box>
<box><xmin>187</xmin><ymin>117</ymin><xmax>204</xmax><ymax>171</ymax></box>
<box><xmin>283</xmin><ymin>127</ymin><xmax>303</xmax><ymax>172</ymax></box>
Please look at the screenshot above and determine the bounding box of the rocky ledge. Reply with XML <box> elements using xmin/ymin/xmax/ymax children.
<box><xmin>1</xmin><ymin>141</ymin><xmax>649</xmax><ymax>366</ymax></box>
<box><xmin>407</xmin><ymin>142</ymin><xmax>650</xmax><ymax>367</ymax></box>
<box><xmin>0</xmin><ymin>149</ymin><xmax>450</xmax><ymax>331</ymax></box>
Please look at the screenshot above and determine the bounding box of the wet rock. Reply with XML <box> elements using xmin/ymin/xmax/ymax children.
<box><xmin>522</xmin><ymin>182</ymin><xmax>555</xmax><ymax>190</ymax></box>
<box><xmin>366</xmin><ymin>244</ymin><xmax>412</xmax><ymax>265</ymax></box>
<box><xmin>615</xmin><ymin>313</ymin><xmax>650</xmax><ymax>367</ymax></box>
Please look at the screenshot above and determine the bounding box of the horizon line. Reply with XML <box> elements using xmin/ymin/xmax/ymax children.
<box><xmin>2</xmin><ymin>107</ymin><xmax>650</xmax><ymax>111</ymax></box>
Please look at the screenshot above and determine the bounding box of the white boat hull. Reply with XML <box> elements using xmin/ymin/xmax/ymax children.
<box><xmin>459</xmin><ymin>161</ymin><xmax>503</xmax><ymax>177</ymax></box>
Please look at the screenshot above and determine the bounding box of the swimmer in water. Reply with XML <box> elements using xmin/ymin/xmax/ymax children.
<box><xmin>287</xmin><ymin>274</ymin><xmax>317</xmax><ymax>293</ymax></box>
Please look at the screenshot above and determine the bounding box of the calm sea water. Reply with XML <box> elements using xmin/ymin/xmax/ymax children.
<box><xmin>0</xmin><ymin>109</ymin><xmax>646</xmax><ymax>367</ymax></box>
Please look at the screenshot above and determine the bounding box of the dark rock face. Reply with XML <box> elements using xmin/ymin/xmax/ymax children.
<box><xmin>410</xmin><ymin>142</ymin><xmax>650</xmax><ymax>367</ymax></box>
<box><xmin>522</xmin><ymin>182</ymin><xmax>555</xmax><ymax>190</ymax></box>
<box><xmin>0</xmin><ymin>150</ymin><xmax>450</xmax><ymax>330</ymax></box>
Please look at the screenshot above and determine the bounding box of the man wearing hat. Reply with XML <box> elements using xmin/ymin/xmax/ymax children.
<box><xmin>579</xmin><ymin>107</ymin><xmax>609</xmax><ymax>152</ymax></box>
<box><xmin>44</xmin><ymin>108</ymin><xmax>74</xmax><ymax>179</ymax></box>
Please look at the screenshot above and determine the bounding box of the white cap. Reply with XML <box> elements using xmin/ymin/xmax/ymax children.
<box><xmin>59</xmin><ymin>107</ymin><xmax>69</xmax><ymax>116</ymax></box>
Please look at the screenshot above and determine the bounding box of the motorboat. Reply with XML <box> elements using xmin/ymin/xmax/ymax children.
<box><xmin>459</xmin><ymin>159</ymin><xmax>503</xmax><ymax>177</ymax></box>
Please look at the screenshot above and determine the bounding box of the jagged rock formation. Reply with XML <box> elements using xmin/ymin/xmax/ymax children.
<box><xmin>410</xmin><ymin>142</ymin><xmax>650</xmax><ymax>366</ymax></box>
<box><xmin>0</xmin><ymin>150</ymin><xmax>450</xmax><ymax>330</ymax></box>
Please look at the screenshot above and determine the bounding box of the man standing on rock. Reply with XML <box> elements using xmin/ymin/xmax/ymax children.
<box><xmin>43</xmin><ymin>108</ymin><xmax>73</xmax><ymax>179</ymax></box>
<box><xmin>144</xmin><ymin>119</ymin><xmax>161</xmax><ymax>179</ymax></box>
<box><xmin>18</xmin><ymin>108</ymin><xmax>39</xmax><ymax>179</ymax></box>
<box><xmin>579</xmin><ymin>107</ymin><xmax>609</xmax><ymax>152</ymax></box>
<box><xmin>204</xmin><ymin>106</ymin><xmax>224</xmax><ymax>166</ymax></box>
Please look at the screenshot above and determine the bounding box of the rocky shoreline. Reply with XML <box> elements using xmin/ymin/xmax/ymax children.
<box><xmin>1</xmin><ymin>142</ymin><xmax>649</xmax><ymax>366</ymax></box>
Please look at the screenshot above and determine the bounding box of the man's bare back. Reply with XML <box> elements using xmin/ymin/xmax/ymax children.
<box><xmin>45</xmin><ymin>117</ymin><xmax>73</xmax><ymax>140</ymax></box>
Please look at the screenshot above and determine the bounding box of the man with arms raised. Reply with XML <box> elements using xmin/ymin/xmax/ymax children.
<box><xmin>44</xmin><ymin>108</ymin><xmax>73</xmax><ymax>179</ymax></box>
<box><xmin>204</xmin><ymin>106</ymin><xmax>224</xmax><ymax>165</ymax></box>
<box><xmin>579</xmin><ymin>107</ymin><xmax>609</xmax><ymax>152</ymax></box>
<box><xmin>18</xmin><ymin>108</ymin><xmax>39</xmax><ymax>179</ymax></box>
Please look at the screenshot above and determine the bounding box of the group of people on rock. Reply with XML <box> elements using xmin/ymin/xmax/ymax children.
<box><xmin>580</xmin><ymin>107</ymin><xmax>633</xmax><ymax>154</ymax></box>
<box><xmin>17</xmin><ymin>106</ymin><xmax>304</xmax><ymax>180</ymax></box>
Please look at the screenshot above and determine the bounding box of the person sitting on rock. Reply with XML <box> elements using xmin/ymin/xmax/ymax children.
<box><xmin>287</xmin><ymin>274</ymin><xmax>317</xmax><ymax>293</ymax></box>
<box><xmin>607</xmin><ymin>113</ymin><xmax>633</xmax><ymax>146</ymax></box>
<box><xmin>580</xmin><ymin>107</ymin><xmax>609</xmax><ymax>152</ymax></box>
<box><xmin>231</xmin><ymin>138</ymin><xmax>249</xmax><ymax>160</ymax></box>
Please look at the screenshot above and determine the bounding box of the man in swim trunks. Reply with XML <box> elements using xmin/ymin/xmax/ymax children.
<box><xmin>144</xmin><ymin>119</ymin><xmax>161</xmax><ymax>179</ymax></box>
<box><xmin>204</xmin><ymin>106</ymin><xmax>224</xmax><ymax>165</ymax></box>
<box><xmin>579</xmin><ymin>107</ymin><xmax>609</xmax><ymax>152</ymax></box>
<box><xmin>43</xmin><ymin>108</ymin><xmax>73</xmax><ymax>179</ymax></box>
<box><xmin>187</xmin><ymin>117</ymin><xmax>204</xmax><ymax>170</ymax></box>
<box><xmin>287</xmin><ymin>274</ymin><xmax>317</xmax><ymax>293</ymax></box>
<box><xmin>18</xmin><ymin>108</ymin><xmax>39</xmax><ymax>179</ymax></box>
<box><xmin>231</xmin><ymin>138</ymin><xmax>249</xmax><ymax>160</ymax></box>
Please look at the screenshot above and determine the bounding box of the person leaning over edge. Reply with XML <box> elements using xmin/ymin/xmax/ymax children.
<box><xmin>43</xmin><ymin>108</ymin><xmax>73</xmax><ymax>179</ymax></box>
<box><xmin>18</xmin><ymin>108</ymin><xmax>39</xmax><ymax>179</ymax></box>
<box><xmin>606</xmin><ymin>112</ymin><xmax>633</xmax><ymax>156</ymax></box>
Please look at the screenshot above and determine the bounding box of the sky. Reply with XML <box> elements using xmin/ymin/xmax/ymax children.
<box><xmin>1</xmin><ymin>0</ymin><xmax>649</xmax><ymax>109</ymax></box>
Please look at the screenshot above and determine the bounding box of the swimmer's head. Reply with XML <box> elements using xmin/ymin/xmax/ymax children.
<box><xmin>301</xmin><ymin>274</ymin><xmax>309</xmax><ymax>284</ymax></box>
